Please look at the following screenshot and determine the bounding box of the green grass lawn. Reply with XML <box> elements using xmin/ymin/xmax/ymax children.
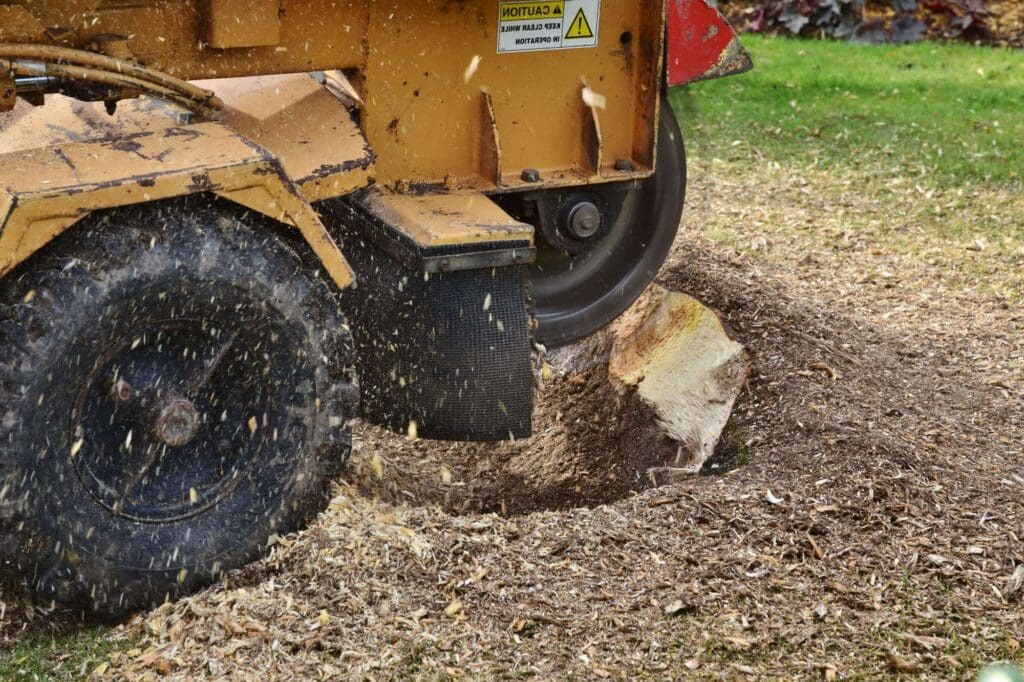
<box><xmin>671</xmin><ymin>35</ymin><xmax>1024</xmax><ymax>188</ymax></box>
<box><xmin>0</xmin><ymin>625</ymin><xmax>133</xmax><ymax>680</ymax></box>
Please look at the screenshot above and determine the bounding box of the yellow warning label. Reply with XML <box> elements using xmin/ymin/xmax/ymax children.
<box><xmin>564</xmin><ymin>8</ymin><xmax>594</xmax><ymax>39</ymax></box>
<box><xmin>497</xmin><ymin>0</ymin><xmax>600</xmax><ymax>53</ymax></box>
<box><xmin>499</xmin><ymin>1</ymin><xmax>565</xmax><ymax>22</ymax></box>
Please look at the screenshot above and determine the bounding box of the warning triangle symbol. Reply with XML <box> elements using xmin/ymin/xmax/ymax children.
<box><xmin>565</xmin><ymin>8</ymin><xmax>594</xmax><ymax>39</ymax></box>
<box><xmin>552</xmin><ymin>5</ymin><xmax>562</xmax><ymax>15</ymax></box>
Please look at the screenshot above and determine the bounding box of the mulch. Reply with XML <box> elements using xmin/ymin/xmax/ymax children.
<box><xmin>1</xmin><ymin>157</ymin><xmax>1021</xmax><ymax>679</ymax></box>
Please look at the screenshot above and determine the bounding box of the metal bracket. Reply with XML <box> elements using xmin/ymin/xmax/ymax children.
<box><xmin>479</xmin><ymin>89</ymin><xmax>502</xmax><ymax>187</ymax></box>
<box><xmin>321</xmin><ymin>187</ymin><xmax>535</xmax><ymax>274</ymax></box>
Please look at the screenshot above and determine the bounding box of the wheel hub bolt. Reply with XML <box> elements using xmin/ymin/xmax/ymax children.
<box><xmin>111</xmin><ymin>378</ymin><xmax>133</xmax><ymax>402</ymax></box>
<box><xmin>566</xmin><ymin>202</ymin><xmax>602</xmax><ymax>240</ymax></box>
<box><xmin>153</xmin><ymin>395</ymin><xmax>200</xmax><ymax>448</ymax></box>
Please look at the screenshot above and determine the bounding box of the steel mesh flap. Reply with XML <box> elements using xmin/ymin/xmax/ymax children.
<box><xmin>319</xmin><ymin>197</ymin><xmax>534</xmax><ymax>442</ymax></box>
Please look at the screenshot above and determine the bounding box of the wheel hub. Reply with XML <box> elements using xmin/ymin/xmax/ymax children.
<box><xmin>565</xmin><ymin>201</ymin><xmax>602</xmax><ymax>240</ymax></box>
<box><xmin>152</xmin><ymin>394</ymin><xmax>200</xmax><ymax>448</ymax></box>
<box><xmin>69</xmin><ymin>318</ymin><xmax>285</xmax><ymax>523</ymax></box>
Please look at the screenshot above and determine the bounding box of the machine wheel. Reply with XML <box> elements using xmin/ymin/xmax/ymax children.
<box><xmin>0</xmin><ymin>197</ymin><xmax>357</xmax><ymax>616</ymax></box>
<box><xmin>499</xmin><ymin>100</ymin><xmax>687</xmax><ymax>347</ymax></box>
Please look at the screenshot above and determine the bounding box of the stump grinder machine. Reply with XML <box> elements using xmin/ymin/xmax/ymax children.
<box><xmin>0</xmin><ymin>0</ymin><xmax>750</xmax><ymax>615</ymax></box>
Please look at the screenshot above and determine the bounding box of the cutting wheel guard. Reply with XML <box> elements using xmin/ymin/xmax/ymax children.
<box><xmin>320</xmin><ymin>197</ymin><xmax>535</xmax><ymax>442</ymax></box>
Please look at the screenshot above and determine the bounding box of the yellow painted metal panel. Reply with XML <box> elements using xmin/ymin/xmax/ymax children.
<box><xmin>363</xmin><ymin>188</ymin><xmax>534</xmax><ymax>248</ymax></box>
<box><xmin>206</xmin><ymin>0</ymin><xmax>281</xmax><ymax>49</ymax></box>
<box><xmin>0</xmin><ymin>0</ymin><xmax>368</xmax><ymax>79</ymax></box>
<box><xmin>1</xmin><ymin>0</ymin><xmax>663</xmax><ymax>191</ymax></box>
<box><xmin>362</xmin><ymin>0</ymin><xmax>661</xmax><ymax>189</ymax></box>
<box><xmin>201</xmin><ymin>73</ymin><xmax>375</xmax><ymax>202</ymax></box>
<box><xmin>0</xmin><ymin>121</ymin><xmax>354</xmax><ymax>287</ymax></box>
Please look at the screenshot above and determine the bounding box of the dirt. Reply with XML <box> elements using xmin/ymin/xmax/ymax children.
<box><xmin>1</xmin><ymin>157</ymin><xmax>1022</xmax><ymax>679</ymax></box>
<box><xmin>349</xmin><ymin>286</ymin><xmax>746</xmax><ymax>517</ymax></box>
<box><xmin>350</xmin><ymin>355</ymin><xmax>680</xmax><ymax>517</ymax></box>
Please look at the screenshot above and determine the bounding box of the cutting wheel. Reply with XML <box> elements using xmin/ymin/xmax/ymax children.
<box><xmin>497</xmin><ymin>100</ymin><xmax>687</xmax><ymax>347</ymax></box>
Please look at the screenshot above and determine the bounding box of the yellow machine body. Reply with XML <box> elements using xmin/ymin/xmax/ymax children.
<box><xmin>0</xmin><ymin>0</ymin><xmax>673</xmax><ymax>281</ymax></box>
<box><xmin>0</xmin><ymin>89</ymin><xmax>361</xmax><ymax>286</ymax></box>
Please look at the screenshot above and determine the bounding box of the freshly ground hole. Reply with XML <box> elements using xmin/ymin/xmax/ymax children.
<box><xmin>346</xmin><ymin>357</ymin><xmax>699</xmax><ymax>516</ymax></box>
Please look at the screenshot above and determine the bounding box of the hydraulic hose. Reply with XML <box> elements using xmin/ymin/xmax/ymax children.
<box><xmin>0</xmin><ymin>44</ymin><xmax>223</xmax><ymax>113</ymax></box>
<box><xmin>8</xmin><ymin>60</ymin><xmax>209</xmax><ymax>113</ymax></box>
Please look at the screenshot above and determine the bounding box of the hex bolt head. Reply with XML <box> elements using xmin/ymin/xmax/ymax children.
<box><xmin>521</xmin><ymin>168</ymin><xmax>542</xmax><ymax>183</ymax></box>
<box><xmin>110</xmin><ymin>378</ymin><xmax>133</xmax><ymax>402</ymax></box>
<box><xmin>566</xmin><ymin>202</ymin><xmax>603</xmax><ymax>240</ymax></box>
<box><xmin>153</xmin><ymin>395</ymin><xmax>201</xmax><ymax>448</ymax></box>
<box><xmin>614</xmin><ymin>158</ymin><xmax>635</xmax><ymax>172</ymax></box>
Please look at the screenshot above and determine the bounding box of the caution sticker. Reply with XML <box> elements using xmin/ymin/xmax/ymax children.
<box><xmin>497</xmin><ymin>0</ymin><xmax>600</xmax><ymax>53</ymax></box>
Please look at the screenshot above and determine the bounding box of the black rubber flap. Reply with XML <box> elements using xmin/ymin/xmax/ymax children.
<box><xmin>318</xmin><ymin>197</ymin><xmax>534</xmax><ymax>441</ymax></box>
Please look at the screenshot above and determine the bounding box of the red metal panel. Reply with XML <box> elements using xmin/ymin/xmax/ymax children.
<box><xmin>666</xmin><ymin>0</ymin><xmax>753</xmax><ymax>87</ymax></box>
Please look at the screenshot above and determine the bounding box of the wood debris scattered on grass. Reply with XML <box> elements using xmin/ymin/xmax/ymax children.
<box><xmin>2</xmin><ymin>154</ymin><xmax>1022</xmax><ymax>679</ymax></box>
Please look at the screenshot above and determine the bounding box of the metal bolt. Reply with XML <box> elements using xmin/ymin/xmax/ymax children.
<box><xmin>443</xmin><ymin>174</ymin><xmax>458</xmax><ymax>189</ymax></box>
<box><xmin>395</xmin><ymin>178</ymin><xmax>410</xmax><ymax>193</ymax></box>
<box><xmin>153</xmin><ymin>395</ymin><xmax>201</xmax><ymax>448</ymax></box>
<box><xmin>565</xmin><ymin>202</ymin><xmax>602</xmax><ymax>240</ymax></box>
<box><xmin>614</xmin><ymin>158</ymin><xmax>635</xmax><ymax>173</ymax></box>
<box><xmin>521</xmin><ymin>168</ymin><xmax>542</xmax><ymax>183</ymax></box>
<box><xmin>110</xmin><ymin>378</ymin><xmax>133</xmax><ymax>402</ymax></box>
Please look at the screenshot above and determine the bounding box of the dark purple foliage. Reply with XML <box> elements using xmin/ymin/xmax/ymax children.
<box><xmin>740</xmin><ymin>0</ymin><xmax>990</xmax><ymax>43</ymax></box>
<box><xmin>924</xmin><ymin>0</ymin><xmax>993</xmax><ymax>38</ymax></box>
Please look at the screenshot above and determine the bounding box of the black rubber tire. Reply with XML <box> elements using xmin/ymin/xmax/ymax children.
<box><xmin>525</xmin><ymin>100</ymin><xmax>687</xmax><ymax>347</ymax></box>
<box><xmin>0</xmin><ymin>196</ymin><xmax>357</xmax><ymax>617</ymax></box>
